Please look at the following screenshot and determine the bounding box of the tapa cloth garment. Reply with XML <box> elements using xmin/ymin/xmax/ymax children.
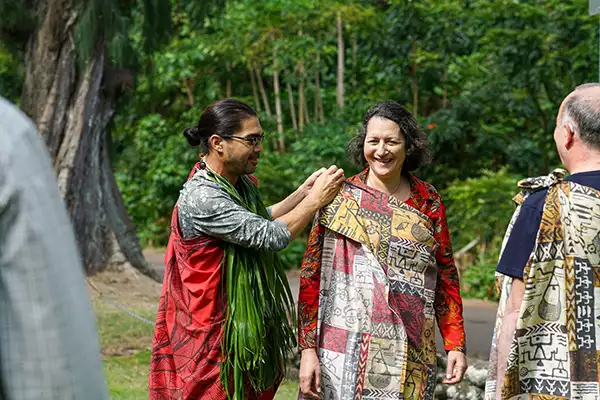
<box><xmin>486</xmin><ymin>169</ymin><xmax>600</xmax><ymax>399</ymax></box>
<box><xmin>298</xmin><ymin>172</ymin><xmax>465</xmax><ymax>400</ymax></box>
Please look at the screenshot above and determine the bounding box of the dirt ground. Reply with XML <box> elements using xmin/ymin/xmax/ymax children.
<box><xmin>88</xmin><ymin>268</ymin><xmax>162</xmax><ymax>310</ymax></box>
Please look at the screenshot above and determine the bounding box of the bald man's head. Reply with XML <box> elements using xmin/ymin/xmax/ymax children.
<box><xmin>560</xmin><ymin>83</ymin><xmax>600</xmax><ymax>150</ymax></box>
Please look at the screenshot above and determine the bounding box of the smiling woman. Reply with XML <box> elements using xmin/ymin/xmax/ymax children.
<box><xmin>297</xmin><ymin>101</ymin><xmax>468</xmax><ymax>400</ymax></box>
<box><xmin>348</xmin><ymin>101</ymin><xmax>431</xmax><ymax>178</ymax></box>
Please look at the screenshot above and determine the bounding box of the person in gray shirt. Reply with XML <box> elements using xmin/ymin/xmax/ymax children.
<box><xmin>149</xmin><ymin>99</ymin><xmax>344</xmax><ymax>399</ymax></box>
<box><xmin>0</xmin><ymin>96</ymin><xmax>108</xmax><ymax>400</ymax></box>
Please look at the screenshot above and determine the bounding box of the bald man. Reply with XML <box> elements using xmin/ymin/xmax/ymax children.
<box><xmin>486</xmin><ymin>83</ymin><xmax>600</xmax><ymax>400</ymax></box>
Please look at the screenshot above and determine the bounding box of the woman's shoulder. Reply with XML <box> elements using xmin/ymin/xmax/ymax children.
<box><xmin>409</xmin><ymin>174</ymin><xmax>443</xmax><ymax>202</ymax></box>
<box><xmin>348</xmin><ymin>169</ymin><xmax>368</xmax><ymax>184</ymax></box>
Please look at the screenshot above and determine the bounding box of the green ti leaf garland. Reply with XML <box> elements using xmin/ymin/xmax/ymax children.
<box><xmin>203</xmin><ymin>164</ymin><xmax>296</xmax><ymax>400</ymax></box>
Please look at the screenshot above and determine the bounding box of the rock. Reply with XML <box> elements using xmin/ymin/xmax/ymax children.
<box><xmin>464</xmin><ymin>358</ymin><xmax>489</xmax><ymax>388</ymax></box>
<box><xmin>434</xmin><ymin>384</ymin><xmax>448</xmax><ymax>400</ymax></box>
<box><xmin>435</xmin><ymin>354</ymin><xmax>487</xmax><ymax>400</ymax></box>
<box><xmin>446</xmin><ymin>382</ymin><xmax>484</xmax><ymax>399</ymax></box>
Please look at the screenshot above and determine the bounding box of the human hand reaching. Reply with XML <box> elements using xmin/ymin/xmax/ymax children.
<box><xmin>306</xmin><ymin>165</ymin><xmax>345</xmax><ymax>208</ymax></box>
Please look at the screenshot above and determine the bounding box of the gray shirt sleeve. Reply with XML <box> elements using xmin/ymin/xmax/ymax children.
<box><xmin>178</xmin><ymin>173</ymin><xmax>291</xmax><ymax>251</ymax></box>
<box><xmin>0</xmin><ymin>97</ymin><xmax>109</xmax><ymax>400</ymax></box>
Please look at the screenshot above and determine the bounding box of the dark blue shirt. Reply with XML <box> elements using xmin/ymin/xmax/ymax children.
<box><xmin>497</xmin><ymin>170</ymin><xmax>600</xmax><ymax>278</ymax></box>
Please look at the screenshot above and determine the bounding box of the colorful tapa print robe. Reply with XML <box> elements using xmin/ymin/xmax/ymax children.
<box><xmin>486</xmin><ymin>169</ymin><xmax>600</xmax><ymax>400</ymax></box>
<box><xmin>149</xmin><ymin>162</ymin><xmax>277</xmax><ymax>400</ymax></box>
<box><xmin>298</xmin><ymin>171</ymin><xmax>466</xmax><ymax>400</ymax></box>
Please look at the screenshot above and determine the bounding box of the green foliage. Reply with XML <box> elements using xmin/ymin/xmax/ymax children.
<box><xmin>443</xmin><ymin>168</ymin><xmax>522</xmax><ymax>252</ymax></box>
<box><xmin>443</xmin><ymin>168</ymin><xmax>521</xmax><ymax>301</ymax></box>
<box><xmin>206</xmin><ymin>171</ymin><xmax>296</xmax><ymax>399</ymax></box>
<box><xmin>75</xmin><ymin>0</ymin><xmax>133</xmax><ymax>65</ymax></box>
<box><xmin>255</xmin><ymin>119</ymin><xmax>361</xmax><ymax>205</ymax></box>
<box><xmin>5</xmin><ymin>0</ymin><xmax>599</xmax><ymax>300</ymax></box>
<box><xmin>106</xmin><ymin>0</ymin><xmax>599</xmax><ymax>302</ymax></box>
<box><xmin>277</xmin><ymin>237</ymin><xmax>309</xmax><ymax>271</ymax></box>
<box><xmin>460</xmin><ymin>261</ymin><xmax>499</xmax><ymax>301</ymax></box>
<box><xmin>0</xmin><ymin>42</ymin><xmax>23</xmax><ymax>102</ymax></box>
<box><xmin>0</xmin><ymin>0</ymin><xmax>35</xmax><ymax>49</ymax></box>
<box><xmin>113</xmin><ymin>110</ymin><xmax>199</xmax><ymax>246</ymax></box>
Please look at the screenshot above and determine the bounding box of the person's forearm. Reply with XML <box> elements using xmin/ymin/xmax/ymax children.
<box><xmin>270</xmin><ymin>187</ymin><xmax>307</xmax><ymax>219</ymax></box>
<box><xmin>496</xmin><ymin>311</ymin><xmax>517</xmax><ymax>397</ymax></box>
<box><xmin>276</xmin><ymin>196</ymin><xmax>320</xmax><ymax>239</ymax></box>
<box><xmin>496</xmin><ymin>278</ymin><xmax>524</xmax><ymax>399</ymax></box>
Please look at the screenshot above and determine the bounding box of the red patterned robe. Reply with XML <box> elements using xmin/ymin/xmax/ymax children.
<box><xmin>298</xmin><ymin>170</ymin><xmax>466</xmax><ymax>399</ymax></box>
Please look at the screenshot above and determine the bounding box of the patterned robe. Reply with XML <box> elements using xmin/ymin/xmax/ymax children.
<box><xmin>486</xmin><ymin>170</ymin><xmax>600</xmax><ymax>399</ymax></box>
<box><xmin>298</xmin><ymin>170</ymin><xmax>466</xmax><ymax>400</ymax></box>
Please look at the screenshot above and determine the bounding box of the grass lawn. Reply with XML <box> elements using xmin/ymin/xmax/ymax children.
<box><xmin>94</xmin><ymin>299</ymin><xmax>155</xmax><ymax>399</ymax></box>
<box><xmin>275</xmin><ymin>381</ymin><xmax>300</xmax><ymax>399</ymax></box>
<box><xmin>93</xmin><ymin>293</ymin><xmax>300</xmax><ymax>399</ymax></box>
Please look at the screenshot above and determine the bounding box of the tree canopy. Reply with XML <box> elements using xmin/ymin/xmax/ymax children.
<box><xmin>0</xmin><ymin>0</ymin><xmax>597</xmax><ymax>297</ymax></box>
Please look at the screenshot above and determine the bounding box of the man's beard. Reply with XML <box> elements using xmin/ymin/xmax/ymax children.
<box><xmin>225</xmin><ymin>154</ymin><xmax>257</xmax><ymax>176</ymax></box>
<box><xmin>244</xmin><ymin>158</ymin><xmax>258</xmax><ymax>174</ymax></box>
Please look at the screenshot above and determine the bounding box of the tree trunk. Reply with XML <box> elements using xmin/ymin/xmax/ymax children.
<box><xmin>272</xmin><ymin>46</ymin><xmax>284</xmax><ymax>153</ymax></box>
<box><xmin>249</xmin><ymin>64</ymin><xmax>261</xmax><ymax>113</ymax></box>
<box><xmin>298</xmin><ymin>63</ymin><xmax>305</xmax><ymax>133</ymax></box>
<box><xmin>442</xmin><ymin>68</ymin><xmax>448</xmax><ymax>109</ymax></box>
<box><xmin>254</xmin><ymin>64</ymin><xmax>272</xmax><ymax>120</ymax></box>
<box><xmin>352</xmin><ymin>35</ymin><xmax>357</xmax><ymax>89</ymax></box>
<box><xmin>183</xmin><ymin>76</ymin><xmax>195</xmax><ymax>108</ymax></box>
<box><xmin>526</xmin><ymin>81</ymin><xmax>548</xmax><ymax>132</ymax></box>
<box><xmin>303</xmin><ymin>92</ymin><xmax>310</xmax><ymax>125</ymax></box>
<box><xmin>313</xmin><ymin>78</ymin><xmax>318</xmax><ymax>122</ymax></box>
<box><xmin>20</xmin><ymin>0</ymin><xmax>160</xmax><ymax>280</ymax></box>
<box><xmin>287</xmin><ymin>82</ymin><xmax>298</xmax><ymax>131</ymax></box>
<box><xmin>315</xmin><ymin>44</ymin><xmax>325</xmax><ymax>124</ymax></box>
<box><xmin>336</xmin><ymin>12</ymin><xmax>344</xmax><ymax>109</ymax></box>
<box><xmin>411</xmin><ymin>42</ymin><xmax>419</xmax><ymax>118</ymax></box>
<box><xmin>226</xmin><ymin>63</ymin><xmax>232</xmax><ymax>97</ymax></box>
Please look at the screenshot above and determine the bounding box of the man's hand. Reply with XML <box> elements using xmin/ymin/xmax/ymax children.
<box><xmin>306</xmin><ymin>165</ymin><xmax>345</xmax><ymax>208</ymax></box>
<box><xmin>276</xmin><ymin>166</ymin><xmax>344</xmax><ymax>240</ymax></box>
<box><xmin>442</xmin><ymin>350</ymin><xmax>468</xmax><ymax>384</ymax></box>
<box><xmin>299</xmin><ymin>168</ymin><xmax>327</xmax><ymax>196</ymax></box>
<box><xmin>299</xmin><ymin>349</ymin><xmax>321</xmax><ymax>399</ymax></box>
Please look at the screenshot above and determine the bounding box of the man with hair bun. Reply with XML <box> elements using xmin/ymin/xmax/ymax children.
<box><xmin>149</xmin><ymin>98</ymin><xmax>344</xmax><ymax>400</ymax></box>
<box><xmin>487</xmin><ymin>84</ymin><xmax>600</xmax><ymax>400</ymax></box>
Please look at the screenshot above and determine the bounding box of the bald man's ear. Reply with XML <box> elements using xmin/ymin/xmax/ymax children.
<box><xmin>565</xmin><ymin>122</ymin><xmax>575</xmax><ymax>149</ymax></box>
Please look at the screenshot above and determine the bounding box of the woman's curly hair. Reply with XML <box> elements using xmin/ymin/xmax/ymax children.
<box><xmin>348</xmin><ymin>100</ymin><xmax>431</xmax><ymax>172</ymax></box>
